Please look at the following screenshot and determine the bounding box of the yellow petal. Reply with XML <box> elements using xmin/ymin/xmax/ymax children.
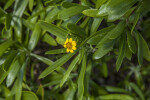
<box><xmin>67</xmin><ymin>48</ymin><xmax>70</xmax><ymax>53</ymax></box>
<box><xmin>64</xmin><ymin>44</ymin><xmax>66</xmax><ymax>48</ymax></box>
<box><xmin>64</xmin><ymin>38</ymin><xmax>69</xmax><ymax>44</ymax></box>
<box><xmin>72</xmin><ymin>41</ymin><xmax>76</xmax><ymax>46</ymax></box>
<box><xmin>70</xmin><ymin>49</ymin><xmax>74</xmax><ymax>53</ymax></box>
<box><xmin>69</xmin><ymin>38</ymin><xmax>72</xmax><ymax>42</ymax></box>
<box><xmin>72</xmin><ymin>46</ymin><xmax>77</xmax><ymax>50</ymax></box>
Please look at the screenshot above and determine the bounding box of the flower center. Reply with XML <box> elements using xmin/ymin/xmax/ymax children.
<box><xmin>66</xmin><ymin>42</ymin><xmax>72</xmax><ymax>49</ymax></box>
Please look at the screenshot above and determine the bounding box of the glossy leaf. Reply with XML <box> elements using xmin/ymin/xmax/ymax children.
<box><xmin>96</xmin><ymin>94</ymin><xmax>134</xmax><ymax>100</ymax></box>
<box><xmin>45</xmin><ymin>48</ymin><xmax>66</xmax><ymax>55</ymax></box>
<box><xmin>60</xmin><ymin>54</ymin><xmax>80</xmax><ymax>87</ymax></box>
<box><xmin>38</xmin><ymin>21</ymin><xmax>67</xmax><ymax>39</ymax></box>
<box><xmin>77</xmin><ymin>54</ymin><xmax>86</xmax><ymax>100</ymax></box>
<box><xmin>39</xmin><ymin>52</ymin><xmax>76</xmax><ymax>79</ymax></box>
<box><xmin>58</xmin><ymin>6</ymin><xmax>87</xmax><ymax>19</ymax></box>
<box><xmin>42</xmin><ymin>33</ymin><xmax>57</xmax><ymax>46</ymax></box>
<box><xmin>127</xmin><ymin>31</ymin><xmax>136</xmax><ymax>54</ymax></box>
<box><xmin>116</xmin><ymin>35</ymin><xmax>126</xmax><ymax>71</ymax></box>
<box><xmin>0</xmin><ymin>40</ymin><xmax>14</xmax><ymax>57</ymax></box>
<box><xmin>22</xmin><ymin>91</ymin><xmax>39</xmax><ymax>100</ymax></box>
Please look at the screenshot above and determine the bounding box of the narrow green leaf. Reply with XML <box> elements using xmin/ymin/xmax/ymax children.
<box><xmin>5</xmin><ymin>14</ymin><xmax>12</xmax><ymax>30</ymax></box>
<box><xmin>105</xmin><ymin>86</ymin><xmax>128</xmax><ymax>93</ymax></box>
<box><xmin>135</xmin><ymin>32</ymin><xmax>143</xmax><ymax>65</ymax></box>
<box><xmin>45</xmin><ymin>48</ymin><xmax>66</xmax><ymax>55</ymax></box>
<box><xmin>93</xmin><ymin>40</ymin><xmax>114</xmax><ymax>59</ymax></box>
<box><xmin>28</xmin><ymin>24</ymin><xmax>41</xmax><ymax>51</ymax></box>
<box><xmin>0</xmin><ymin>40</ymin><xmax>14</xmax><ymax>57</ymax></box>
<box><xmin>4</xmin><ymin>0</ymin><xmax>15</xmax><ymax>10</ymax></box>
<box><xmin>90</xmin><ymin>18</ymin><xmax>103</xmax><ymax>34</ymax></box>
<box><xmin>87</xmin><ymin>25</ymin><xmax>114</xmax><ymax>45</ymax></box>
<box><xmin>131</xmin><ymin>13</ymin><xmax>139</xmax><ymax>34</ymax></box>
<box><xmin>39</xmin><ymin>52</ymin><xmax>76</xmax><ymax>79</ymax></box>
<box><xmin>13</xmin><ymin>0</ymin><xmax>29</xmax><ymax>17</ymax></box>
<box><xmin>116</xmin><ymin>35</ymin><xmax>126</xmax><ymax>71</ymax></box>
<box><xmin>36</xmin><ymin>85</ymin><xmax>44</xmax><ymax>100</ymax></box>
<box><xmin>58</xmin><ymin>6</ymin><xmax>87</xmax><ymax>19</ymax></box>
<box><xmin>31</xmin><ymin>53</ymin><xmax>53</xmax><ymax>66</ymax></box>
<box><xmin>77</xmin><ymin>54</ymin><xmax>86</xmax><ymax>100</ymax></box>
<box><xmin>139</xmin><ymin>33</ymin><xmax>150</xmax><ymax>61</ymax></box>
<box><xmin>96</xmin><ymin>94</ymin><xmax>134</xmax><ymax>100</ymax></box>
<box><xmin>109</xmin><ymin>21</ymin><xmax>126</xmax><ymax>39</ymax></box>
<box><xmin>82</xmin><ymin>9</ymin><xmax>99</xmax><ymax>17</ymax></box>
<box><xmin>67</xmin><ymin>23</ymin><xmax>86</xmax><ymax>37</ymax></box>
<box><xmin>127</xmin><ymin>31</ymin><xmax>136</xmax><ymax>54</ymax></box>
<box><xmin>42</xmin><ymin>33</ymin><xmax>57</xmax><ymax>46</ymax></box>
<box><xmin>60</xmin><ymin>54</ymin><xmax>80</xmax><ymax>87</ymax></box>
<box><xmin>22</xmin><ymin>91</ymin><xmax>39</xmax><ymax>100</ymax></box>
<box><xmin>29</xmin><ymin>0</ymin><xmax>34</xmax><ymax>11</ymax></box>
<box><xmin>6</xmin><ymin>60</ymin><xmax>20</xmax><ymax>87</ymax></box>
<box><xmin>102</xmin><ymin>63</ymin><xmax>108</xmax><ymax>78</ymax></box>
<box><xmin>96</xmin><ymin>0</ymin><xmax>108</xmax><ymax>8</ymax></box>
<box><xmin>130</xmin><ymin>83</ymin><xmax>145</xmax><ymax>100</ymax></box>
<box><xmin>15</xmin><ymin>58</ymin><xmax>29</xmax><ymax>100</ymax></box>
<box><xmin>38</xmin><ymin>21</ymin><xmax>67</xmax><ymax>39</ymax></box>
<box><xmin>97</xmin><ymin>0</ymin><xmax>136</xmax><ymax>21</ymax></box>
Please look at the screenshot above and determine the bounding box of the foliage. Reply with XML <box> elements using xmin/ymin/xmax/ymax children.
<box><xmin>0</xmin><ymin>0</ymin><xmax>150</xmax><ymax>100</ymax></box>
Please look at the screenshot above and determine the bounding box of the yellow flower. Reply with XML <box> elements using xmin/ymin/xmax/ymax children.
<box><xmin>64</xmin><ymin>38</ymin><xmax>77</xmax><ymax>53</ymax></box>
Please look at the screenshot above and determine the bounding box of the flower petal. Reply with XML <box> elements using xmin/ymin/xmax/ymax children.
<box><xmin>70</xmin><ymin>49</ymin><xmax>74</xmax><ymax>53</ymax></box>
<box><xmin>72</xmin><ymin>46</ymin><xmax>77</xmax><ymax>50</ymax></box>
<box><xmin>72</xmin><ymin>41</ymin><xmax>76</xmax><ymax>46</ymax></box>
<box><xmin>67</xmin><ymin>48</ymin><xmax>70</xmax><ymax>52</ymax></box>
<box><xmin>69</xmin><ymin>38</ymin><xmax>72</xmax><ymax>42</ymax></box>
<box><xmin>64</xmin><ymin>38</ymin><xmax>69</xmax><ymax>44</ymax></box>
<box><xmin>64</xmin><ymin>44</ymin><xmax>66</xmax><ymax>48</ymax></box>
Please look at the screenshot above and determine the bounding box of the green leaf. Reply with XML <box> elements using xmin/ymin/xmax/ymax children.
<box><xmin>109</xmin><ymin>21</ymin><xmax>126</xmax><ymax>39</ymax></box>
<box><xmin>58</xmin><ymin>5</ymin><xmax>87</xmax><ymax>19</ymax></box>
<box><xmin>15</xmin><ymin>58</ymin><xmax>29</xmax><ymax>100</ymax></box>
<box><xmin>130</xmin><ymin>83</ymin><xmax>145</xmax><ymax>100</ymax></box>
<box><xmin>127</xmin><ymin>31</ymin><xmax>136</xmax><ymax>54</ymax></box>
<box><xmin>96</xmin><ymin>0</ymin><xmax>108</xmax><ymax>8</ymax></box>
<box><xmin>116</xmin><ymin>35</ymin><xmax>126</xmax><ymax>71</ymax></box>
<box><xmin>39</xmin><ymin>52</ymin><xmax>76</xmax><ymax>79</ymax></box>
<box><xmin>28</xmin><ymin>24</ymin><xmax>41</xmax><ymax>51</ymax></box>
<box><xmin>82</xmin><ymin>9</ymin><xmax>99</xmax><ymax>17</ymax></box>
<box><xmin>90</xmin><ymin>18</ymin><xmax>103</xmax><ymax>34</ymax></box>
<box><xmin>131</xmin><ymin>13</ymin><xmax>139</xmax><ymax>34</ymax></box>
<box><xmin>29</xmin><ymin>0</ymin><xmax>34</xmax><ymax>11</ymax></box>
<box><xmin>139</xmin><ymin>33</ymin><xmax>150</xmax><ymax>61</ymax></box>
<box><xmin>13</xmin><ymin>0</ymin><xmax>29</xmax><ymax>17</ymax></box>
<box><xmin>30</xmin><ymin>53</ymin><xmax>53</xmax><ymax>66</ymax></box>
<box><xmin>45</xmin><ymin>48</ymin><xmax>66</xmax><ymax>55</ymax></box>
<box><xmin>77</xmin><ymin>54</ymin><xmax>86</xmax><ymax>100</ymax></box>
<box><xmin>102</xmin><ymin>63</ymin><xmax>108</xmax><ymax>78</ymax></box>
<box><xmin>22</xmin><ymin>91</ymin><xmax>39</xmax><ymax>100</ymax></box>
<box><xmin>0</xmin><ymin>40</ymin><xmax>14</xmax><ymax>57</ymax></box>
<box><xmin>36</xmin><ymin>85</ymin><xmax>44</xmax><ymax>100</ymax></box>
<box><xmin>67</xmin><ymin>23</ymin><xmax>86</xmax><ymax>37</ymax></box>
<box><xmin>97</xmin><ymin>0</ymin><xmax>136</xmax><ymax>21</ymax></box>
<box><xmin>60</xmin><ymin>54</ymin><xmax>80</xmax><ymax>87</ymax></box>
<box><xmin>6</xmin><ymin>60</ymin><xmax>20</xmax><ymax>87</ymax></box>
<box><xmin>93</xmin><ymin>40</ymin><xmax>114</xmax><ymax>59</ymax></box>
<box><xmin>105</xmin><ymin>86</ymin><xmax>128</xmax><ymax>93</ymax></box>
<box><xmin>96</xmin><ymin>94</ymin><xmax>134</xmax><ymax>100</ymax></box>
<box><xmin>87</xmin><ymin>25</ymin><xmax>114</xmax><ymax>45</ymax></box>
<box><xmin>38</xmin><ymin>21</ymin><xmax>67</xmax><ymax>39</ymax></box>
<box><xmin>5</xmin><ymin>14</ymin><xmax>12</xmax><ymax>30</ymax></box>
<box><xmin>42</xmin><ymin>33</ymin><xmax>57</xmax><ymax>46</ymax></box>
<box><xmin>4</xmin><ymin>0</ymin><xmax>15</xmax><ymax>10</ymax></box>
<box><xmin>0</xmin><ymin>7</ymin><xmax>6</xmax><ymax>17</ymax></box>
<box><xmin>135</xmin><ymin>32</ymin><xmax>143</xmax><ymax>65</ymax></box>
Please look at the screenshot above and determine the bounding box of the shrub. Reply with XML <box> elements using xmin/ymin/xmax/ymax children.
<box><xmin>0</xmin><ymin>0</ymin><xmax>150</xmax><ymax>100</ymax></box>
